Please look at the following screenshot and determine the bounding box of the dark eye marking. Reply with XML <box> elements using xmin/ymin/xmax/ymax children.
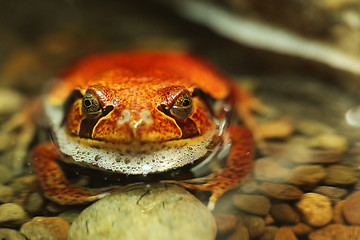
<box><xmin>79</xmin><ymin>105</ymin><xmax>114</xmax><ymax>138</ymax></box>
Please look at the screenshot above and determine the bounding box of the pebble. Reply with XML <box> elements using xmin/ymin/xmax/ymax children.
<box><xmin>260</xmin><ymin>183</ymin><xmax>303</xmax><ymax>200</ymax></box>
<box><xmin>309</xmin><ymin>133</ymin><xmax>348</xmax><ymax>152</ymax></box>
<box><xmin>214</xmin><ymin>213</ymin><xmax>237</xmax><ymax>235</ymax></box>
<box><xmin>232</xmin><ymin>194</ymin><xmax>271</xmax><ymax>216</ymax></box>
<box><xmin>240</xmin><ymin>215</ymin><xmax>265</xmax><ymax>239</ymax></box>
<box><xmin>58</xmin><ymin>210</ymin><xmax>82</xmax><ymax>224</ymax></box>
<box><xmin>0</xmin><ymin>88</ymin><xmax>24</xmax><ymax>114</ymax></box>
<box><xmin>10</xmin><ymin>175</ymin><xmax>39</xmax><ymax>192</ymax></box>
<box><xmin>287</xmin><ymin>165</ymin><xmax>326</xmax><ymax>190</ymax></box>
<box><xmin>0</xmin><ymin>185</ymin><xmax>14</xmax><ymax>203</ymax></box>
<box><xmin>68</xmin><ymin>184</ymin><xmax>216</xmax><ymax>240</ymax></box>
<box><xmin>0</xmin><ymin>228</ymin><xmax>26</xmax><ymax>240</ymax></box>
<box><xmin>274</xmin><ymin>227</ymin><xmax>297</xmax><ymax>240</ymax></box>
<box><xmin>264</xmin><ymin>214</ymin><xmax>275</xmax><ymax>225</ymax></box>
<box><xmin>296</xmin><ymin>193</ymin><xmax>332</xmax><ymax>227</ymax></box>
<box><xmin>254</xmin><ymin>158</ymin><xmax>291</xmax><ymax>183</ymax></box>
<box><xmin>313</xmin><ymin>186</ymin><xmax>348</xmax><ymax>203</ymax></box>
<box><xmin>258</xmin><ymin>119</ymin><xmax>294</xmax><ymax>139</ymax></box>
<box><xmin>239</xmin><ymin>179</ymin><xmax>260</xmax><ymax>194</ymax></box>
<box><xmin>323</xmin><ymin>165</ymin><xmax>357</xmax><ymax>186</ymax></box>
<box><xmin>342</xmin><ymin>191</ymin><xmax>360</xmax><ymax>225</ymax></box>
<box><xmin>20</xmin><ymin>217</ymin><xmax>70</xmax><ymax>240</ymax></box>
<box><xmin>0</xmin><ymin>203</ymin><xmax>27</xmax><ymax>227</ymax></box>
<box><xmin>308</xmin><ymin>224</ymin><xmax>360</xmax><ymax>240</ymax></box>
<box><xmin>227</xmin><ymin>224</ymin><xmax>249</xmax><ymax>240</ymax></box>
<box><xmin>333</xmin><ymin>200</ymin><xmax>346</xmax><ymax>224</ymax></box>
<box><xmin>258</xmin><ymin>226</ymin><xmax>278</xmax><ymax>240</ymax></box>
<box><xmin>24</xmin><ymin>192</ymin><xmax>45</xmax><ymax>214</ymax></box>
<box><xmin>296</xmin><ymin>120</ymin><xmax>334</xmax><ymax>136</ymax></box>
<box><xmin>0</xmin><ymin>165</ymin><xmax>13</xmax><ymax>184</ymax></box>
<box><xmin>270</xmin><ymin>203</ymin><xmax>300</xmax><ymax>224</ymax></box>
<box><xmin>290</xmin><ymin>222</ymin><xmax>313</xmax><ymax>235</ymax></box>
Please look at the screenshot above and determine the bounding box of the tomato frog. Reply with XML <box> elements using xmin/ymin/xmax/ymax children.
<box><xmin>32</xmin><ymin>51</ymin><xmax>262</xmax><ymax>210</ymax></box>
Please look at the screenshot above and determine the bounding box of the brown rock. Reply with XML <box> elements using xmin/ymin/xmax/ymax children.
<box><xmin>10</xmin><ymin>175</ymin><xmax>39</xmax><ymax>192</ymax></box>
<box><xmin>20</xmin><ymin>217</ymin><xmax>70</xmax><ymax>240</ymax></box>
<box><xmin>239</xmin><ymin>179</ymin><xmax>260</xmax><ymax>194</ymax></box>
<box><xmin>264</xmin><ymin>214</ymin><xmax>275</xmax><ymax>225</ymax></box>
<box><xmin>227</xmin><ymin>224</ymin><xmax>249</xmax><ymax>240</ymax></box>
<box><xmin>308</xmin><ymin>224</ymin><xmax>360</xmax><ymax>240</ymax></box>
<box><xmin>313</xmin><ymin>186</ymin><xmax>348</xmax><ymax>203</ymax></box>
<box><xmin>58</xmin><ymin>210</ymin><xmax>82</xmax><ymax>224</ymax></box>
<box><xmin>25</xmin><ymin>192</ymin><xmax>45</xmax><ymax>214</ymax></box>
<box><xmin>254</xmin><ymin>158</ymin><xmax>291</xmax><ymax>183</ymax></box>
<box><xmin>290</xmin><ymin>222</ymin><xmax>313</xmax><ymax>235</ymax></box>
<box><xmin>0</xmin><ymin>166</ymin><xmax>12</xmax><ymax>184</ymax></box>
<box><xmin>259</xmin><ymin>226</ymin><xmax>278</xmax><ymax>240</ymax></box>
<box><xmin>324</xmin><ymin>165</ymin><xmax>357</xmax><ymax>186</ymax></box>
<box><xmin>274</xmin><ymin>227</ymin><xmax>297</xmax><ymax>240</ymax></box>
<box><xmin>241</xmin><ymin>215</ymin><xmax>265</xmax><ymax>239</ymax></box>
<box><xmin>232</xmin><ymin>194</ymin><xmax>271</xmax><ymax>216</ymax></box>
<box><xmin>270</xmin><ymin>203</ymin><xmax>300</xmax><ymax>224</ymax></box>
<box><xmin>0</xmin><ymin>228</ymin><xmax>26</xmax><ymax>240</ymax></box>
<box><xmin>214</xmin><ymin>213</ymin><xmax>237</xmax><ymax>234</ymax></box>
<box><xmin>296</xmin><ymin>193</ymin><xmax>332</xmax><ymax>227</ymax></box>
<box><xmin>333</xmin><ymin>200</ymin><xmax>346</xmax><ymax>224</ymax></box>
<box><xmin>343</xmin><ymin>191</ymin><xmax>360</xmax><ymax>225</ymax></box>
<box><xmin>0</xmin><ymin>185</ymin><xmax>14</xmax><ymax>203</ymax></box>
<box><xmin>260</xmin><ymin>183</ymin><xmax>303</xmax><ymax>200</ymax></box>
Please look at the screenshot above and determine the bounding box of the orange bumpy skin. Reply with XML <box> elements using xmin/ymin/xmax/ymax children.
<box><xmin>32</xmin><ymin>51</ymin><xmax>254</xmax><ymax>209</ymax></box>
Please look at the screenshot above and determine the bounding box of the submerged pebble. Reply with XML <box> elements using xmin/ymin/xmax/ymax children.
<box><xmin>274</xmin><ymin>227</ymin><xmax>297</xmax><ymax>240</ymax></box>
<box><xmin>308</xmin><ymin>224</ymin><xmax>360</xmax><ymax>240</ymax></box>
<box><xmin>323</xmin><ymin>165</ymin><xmax>357</xmax><ymax>186</ymax></box>
<box><xmin>270</xmin><ymin>203</ymin><xmax>300</xmax><ymax>225</ymax></box>
<box><xmin>68</xmin><ymin>184</ymin><xmax>216</xmax><ymax>240</ymax></box>
<box><xmin>0</xmin><ymin>166</ymin><xmax>13</xmax><ymax>184</ymax></box>
<box><xmin>0</xmin><ymin>185</ymin><xmax>14</xmax><ymax>203</ymax></box>
<box><xmin>287</xmin><ymin>165</ymin><xmax>326</xmax><ymax>189</ymax></box>
<box><xmin>214</xmin><ymin>213</ymin><xmax>237</xmax><ymax>235</ymax></box>
<box><xmin>20</xmin><ymin>217</ymin><xmax>70</xmax><ymax>240</ymax></box>
<box><xmin>232</xmin><ymin>194</ymin><xmax>271</xmax><ymax>216</ymax></box>
<box><xmin>0</xmin><ymin>203</ymin><xmax>27</xmax><ymax>227</ymax></box>
<box><xmin>342</xmin><ymin>191</ymin><xmax>360</xmax><ymax>225</ymax></box>
<box><xmin>254</xmin><ymin>158</ymin><xmax>291</xmax><ymax>183</ymax></box>
<box><xmin>260</xmin><ymin>182</ymin><xmax>303</xmax><ymax>200</ymax></box>
<box><xmin>313</xmin><ymin>186</ymin><xmax>348</xmax><ymax>203</ymax></box>
<box><xmin>296</xmin><ymin>193</ymin><xmax>332</xmax><ymax>227</ymax></box>
<box><xmin>258</xmin><ymin>226</ymin><xmax>278</xmax><ymax>240</ymax></box>
<box><xmin>240</xmin><ymin>215</ymin><xmax>265</xmax><ymax>239</ymax></box>
<box><xmin>0</xmin><ymin>228</ymin><xmax>26</xmax><ymax>240</ymax></box>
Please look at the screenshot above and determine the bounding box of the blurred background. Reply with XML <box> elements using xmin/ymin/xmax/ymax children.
<box><xmin>1</xmin><ymin>1</ymin><xmax>360</xmax><ymax>239</ymax></box>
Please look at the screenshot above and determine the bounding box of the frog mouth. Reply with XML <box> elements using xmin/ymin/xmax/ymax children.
<box><xmin>45</xmin><ymin>99</ymin><xmax>224</xmax><ymax>175</ymax></box>
<box><xmin>57</xmin><ymin>125</ymin><xmax>220</xmax><ymax>175</ymax></box>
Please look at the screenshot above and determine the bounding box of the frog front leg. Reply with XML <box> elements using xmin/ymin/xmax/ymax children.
<box><xmin>168</xmin><ymin>126</ymin><xmax>254</xmax><ymax>210</ymax></box>
<box><xmin>32</xmin><ymin>142</ymin><xmax>113</xmax><ymax>205</ymax></box>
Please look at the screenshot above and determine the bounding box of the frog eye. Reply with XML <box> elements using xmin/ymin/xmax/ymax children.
<box><xmin>82</xmin><ymin>91</ymin><xmax>102</xmax><ymax>117</ymax></box>
<box><xmin>170</xmin><ymin>93</ymin><xmax>193</xmax><ymax>119</ymax></box>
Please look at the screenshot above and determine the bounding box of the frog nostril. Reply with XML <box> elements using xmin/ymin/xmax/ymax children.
<box><xmin>140</xmin><ymin>110</ymin><xmax>153</xmax><ymax>124</ymax></box>
<box><xmin>117</xmin><ymin>109</ymin><xmax>131</xmax><ymax>125</ymax></box>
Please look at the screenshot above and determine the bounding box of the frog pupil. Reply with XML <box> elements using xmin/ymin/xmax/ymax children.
<box><xmin>84</xmin><ymin>99</ymin><xmax>91</xmax><ymax>107</ymax></box>
<box><xmin>183</xmin><ymin>99</ymin><xmax>190</xmax><ymax>106</ymax></box>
